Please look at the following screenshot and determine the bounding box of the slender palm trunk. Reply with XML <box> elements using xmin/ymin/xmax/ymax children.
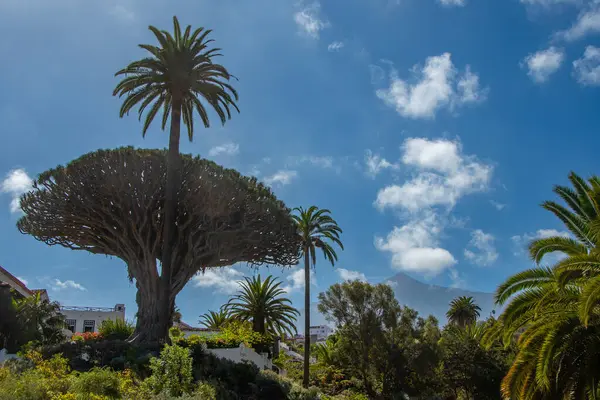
<box><xmin>303</xmin><ymin>249</ymin><xmax>310</xmax><ymax>388</ymax></box>
<box><xmin>158</xmin><ymin>95</ymin><xmax>182</xmax><ymax>343</ymax></box>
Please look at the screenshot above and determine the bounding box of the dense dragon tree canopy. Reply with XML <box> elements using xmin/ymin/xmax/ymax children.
<box><xmin>18</xmin><ymin>147</ymin><xmax>300</xmax><ymax>282</ymax></box>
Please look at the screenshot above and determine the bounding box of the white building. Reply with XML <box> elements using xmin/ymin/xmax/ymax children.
<box><xmin>60</xmin><ymin>304</ymin><xmax>125</xmax><ymax>334</ymax></box>
<box><xmin>309</xmin><ymin>325</ymin><xmax>333</xmax><ymax>341</ymax></box>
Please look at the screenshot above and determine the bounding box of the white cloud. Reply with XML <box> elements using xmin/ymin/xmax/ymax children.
<box><xmin>520</xmin><ymin>0</ymin><xmax>577</xmax><ymax>5</ymax></box>
<box><xmin>16</xmin><ymin>277</ymin><xmax>28</xmax><ymax>286</ymax></box>
<box><xmin>464</xmin><ymin>229</ymin><xmax>498</xmax><ymax>266</ymax></box>
<box><xmin>1</xmin><ymin>168</ymin><xmax>33</xmax><ymax>213</ymax></box>
<box><xmin>375</xmin><ymin>53</ymin><xmax>486</xmax><ymax>119</ymax></box>
<box><xmin>208</xmin><ymin>142</ymin><xmax>239</xmax><ymax>157</ymax></box>
<box><xmin>573</xmin><ymin>46</ymin><xmax>600</xmax><ymax>86</ymax></box>
<box><xmin>374</xmin><ymin>137</ymin><xmax>493</xmax><ymax>277</ymax></box>
<box><xmin>327</xmin><ymin>41</ymin><xmax>344</xmax><ymax>52</ymax></box>
<box><xmin>291</xmin><ymin>155</ymin><xmax>334</xmax><ymax>169</ymax></box>
<box><xmin>375</xmin><ymin>137</ymin><xmax>492</xmax><ymax>212</ymax></box>
<box><xmin>490</xmin><ymin>200</ymin><xmax>506</xmax><ymax>211</ymax></box>
<box><xmin>294</xmin><ymin>2</ymin><xmax>329</xmax><ymax>39</ymax></box>
<box><xmin>364</xmin><ymin>150</ymin><xmax>399</xmax><ymax>177</ymax></box>
<box><xmin>263</xmin><ymin>170</ymin><xmax>298</xmax><ymax>186</ymax></box>
<box><xmin>52</xmin><ymin>279</ymin><xmax>86</xmax><ymax>291</ymax></box>
<box><xmin>439</xmin><ymin>0</ymin><xmax>466</xmax><ymax>6</ymax></box>
<box><xmin>375</xmin><ymin>213</ymin><xmax>457</xmax><ymax>276</ymax></box>
<box><xmin>192</xmin><ymin>268</ymin><xmax>245</xmax><ymax>295</ymax></box>
<box><xmin>522</xmin><ymin>47</ymin><xmax>564</xmax><ymax>83</ymax></box>
<box><xmin>511</xmin><ymin>229</ymin><xmax>570</xmax><ymax>259</ymax></box>
<box><xmin>556</xmin><ymin>5</ymin><xmax>600</xmax><ymax>42</ymax></box>
<box><xmin>282</xmin><ymin>268</ymin><xmax>316</xmax><ymax>293</ymax></box>
<box><xmin>337</xmin><ymin>268</ymin><xmax>367</xmax><ymax>282</ymax></box>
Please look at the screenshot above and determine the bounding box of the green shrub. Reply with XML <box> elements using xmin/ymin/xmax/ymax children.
<box><xmin>255</xmin><ymin>370</ymin><xmax>290</xmax><ymax>399</ymax></box>
<box><xmin>169</xmin><ymin>327</ymin><xmax>183</xmax><ymax>341</ymax></box>
<box><xmin>146</xmin><ymin>382</ymin><xmax>216</xmax><ymax>400</ymax></box>
<box><xmin>98</xmin><ymin>320</ymin><xmax>134</xmax><ymax>341</ymax></box>
<box><xmin>69</xmin><ymin>367</ymin><xmax>121</xmax><ymax>398</ymax></box>
<box><xmin>288</xmin><ymin>384</ymin><xmax>321</xmax><ymax>400</ymax></box>
<box><xmin>41</xmin><ymin>340</ymin><xmax>159</xmax><ymax>374</ymax></box>
<box><xmin>143</xmin><ymin>344</ymin><xmax>194</xmax><ymax>397</ymax></box>
<box><xmin>0</xmin><ymin>352</ymin><xmax>71</xmax><ymax>400</ymax></box>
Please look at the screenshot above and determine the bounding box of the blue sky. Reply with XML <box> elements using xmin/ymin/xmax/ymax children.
<box><xmin>1</xmin><ymin>0</ymin><xmax>599</xmax><ymax>327</ymax></box>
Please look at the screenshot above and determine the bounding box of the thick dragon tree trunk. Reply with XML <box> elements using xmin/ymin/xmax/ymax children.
<box><xmin>129</xmin><ymin>257</ymin><xmax>177</xmax><ymax>344</ymax></box>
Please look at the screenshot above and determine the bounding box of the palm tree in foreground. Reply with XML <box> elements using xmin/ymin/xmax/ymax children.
<box><xmin>491</xmin><ymin>172</ymin><xmax>600</xmax><ymax>398</ymax></box>
<box><xmin>225</xmin><ymin>275</ymin><xmax>299</xmax><ymax>337</ymax></box>
<box><xmin>446</xmin><ymin>296</ymin><xmax>481</xmax><ymax>328</ymax></box>
<box><xmin>293</xmin><ymin>206</ymin><xmax>343</xmax><ymax>388</ymax></box>
<box><xmin>113</xmin><ymin>16</ymin><xmax>239</xmax><ymax>341</ymax></box>
<box><xmin>199</xmin><ymin>309</ymin><xmax>230</xmax><ymax>330</ymax></box>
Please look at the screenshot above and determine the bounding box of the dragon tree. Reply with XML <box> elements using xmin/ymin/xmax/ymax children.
<box><xmin>17</xmin><ymin>147</ymin><xmax>300</xmax><ymax>343</ymax></box>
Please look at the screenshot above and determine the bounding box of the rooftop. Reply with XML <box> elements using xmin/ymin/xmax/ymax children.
<box><xmin>174</xmin><ymin>321</ymin><xmax>218</xmax><ymax>332</ymax></box>
<box><xmin>0</xmin><ymin>265</ymin><xmax>32</xmax><ymax>296</ymax></box>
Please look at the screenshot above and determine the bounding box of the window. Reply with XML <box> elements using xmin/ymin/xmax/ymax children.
<box><xmin>65</xmin><ymin>319</ymin><xmax>76</xmax><ymax>333</ymax></box>
<box><xmin>83</xmin><ymin>320</ymin><xmax>95</xmax><ymax>333</ymax></box>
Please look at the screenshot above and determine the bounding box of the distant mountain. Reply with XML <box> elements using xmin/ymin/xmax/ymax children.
<box><xmin>386</xmin><ymin>272</ymin><xmax>497</xmax><ymax>324</ymax></box>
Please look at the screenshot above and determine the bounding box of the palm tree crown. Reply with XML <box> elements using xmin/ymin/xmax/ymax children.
<box><xmin>446</xmin><ymin>296</ymin><xmax>481</xmax><ymax>328</ymax></box>
<box><xmin>199</xmin><ymin>308</ymin><xmax>230</xmax><ymax>330</ymax></box>
<box><xmin>113</xmin><ymin>16</ymin><xmax>239</xmax><ymax>138</ymax></box>
<box><xmin>293</xmin><ymin>206</ymin><xmax>344</xmax><ymax>267</ymax></box>
<box><xmin>225</xmin><ymin>275</ymin><xmax>299</xmax><ymax>338</ymax></box>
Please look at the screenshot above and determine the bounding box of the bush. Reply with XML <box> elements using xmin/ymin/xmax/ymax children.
<box><xmin>72</xmin><ymin>332</ymin><xmax>103</xmax><ymax>343</ymax></box>
<box><xmin>98</xmin><ymin>320</ymin><xmax>134</xmax><ymax>341</ymax></box>
<box><xmin>69</xmin><ymin>367</ymin><xmax>121</xmax><ymax>398</ymax></box>
<box><xmin>0</xmin><ymin>351</ymin><xmax>71</xmax><ymax>400</ymax></box>
<box><xmin>143</xmin><ymin>344</ymin><xmax>194</xmax><ymax>397</ymax></box>
<box><xmin>41</xmin><ymin>340</ymin><xmax>160</xmax><ymax>374</ymax></box>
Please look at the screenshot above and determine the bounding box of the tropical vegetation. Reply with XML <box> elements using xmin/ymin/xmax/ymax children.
<box><xmin>225</xmin><ymin>275</ymin><xmax>299</xmax><ymax>338</ymax></box>
<box><xmin>293</xmin><ymin>206</ymin><xmax>343</xmax><ymax>387</ymax></box>
<box><xmin>0</xmin><ymin>291</ymin><xmax>64</xmax><ymax>353</ymax></box>
<box><xmin>488</xmin><ymin>172</ymin><xmax>600</xmax><ymax>399</ymax></box>
<box><xmin>113</xmin><ymin>16</ymin><xmax>239</xmax><ymax>342</ymax></box>
<box><xmin>1</xmin><ymin>8</ymin><xmax>599</xmax><ymax>398</ymax></box>
<box><xmin>199</xmin><ymin>309</ymin><xmax>230</xmax><ymax>330</ymax></box>
<box><xmin>447</xmin><ymin>296</ymin><xmax>482</xmax><ymax>328</ymax></box>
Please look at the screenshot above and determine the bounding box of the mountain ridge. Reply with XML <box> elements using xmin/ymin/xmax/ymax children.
<box><xmin>386</xmin><ymin>272</ymin><xmax>498</xmax><ymax>323</ymax></box>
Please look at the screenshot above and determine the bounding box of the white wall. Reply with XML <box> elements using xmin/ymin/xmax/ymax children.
<box><xmin>208</xmin><ymin>344</ymin><xmax>272</xmax><ymax>370</ymax></box>
<box><xmin>0</xmin><ymin>349</ymin><xmax>18</xmax><ymax>364</ymax></box>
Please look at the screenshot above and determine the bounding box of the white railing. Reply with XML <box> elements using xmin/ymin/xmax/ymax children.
<box><xmin>60</xmin><ymin>305</ymin><xmax>115</xmax><ymax>312</ymax></box>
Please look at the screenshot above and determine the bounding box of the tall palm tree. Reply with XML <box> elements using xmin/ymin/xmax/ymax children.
<box><xmin>113</xmin><ymin>16</ymin><xmax>239</xmax><ymax>341</ymax></box>
<box><xmin>225</xmin><ymin>275</ymin><xmax>299</xmax><ymax>337</ymax></box>
<box><xmin>199</xmin><ymin>309</ymin><xmax>230</xmax><ymax>330</ymax></box>
<box><xmin>293</xmin><ymin>206</ymin><xmax>343</xmax><ymax>387</ymax></box>
<box><xmin>446</xmin><ymin>296</ymin><xmax>481</xmax><ymax>328</ymax></box>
